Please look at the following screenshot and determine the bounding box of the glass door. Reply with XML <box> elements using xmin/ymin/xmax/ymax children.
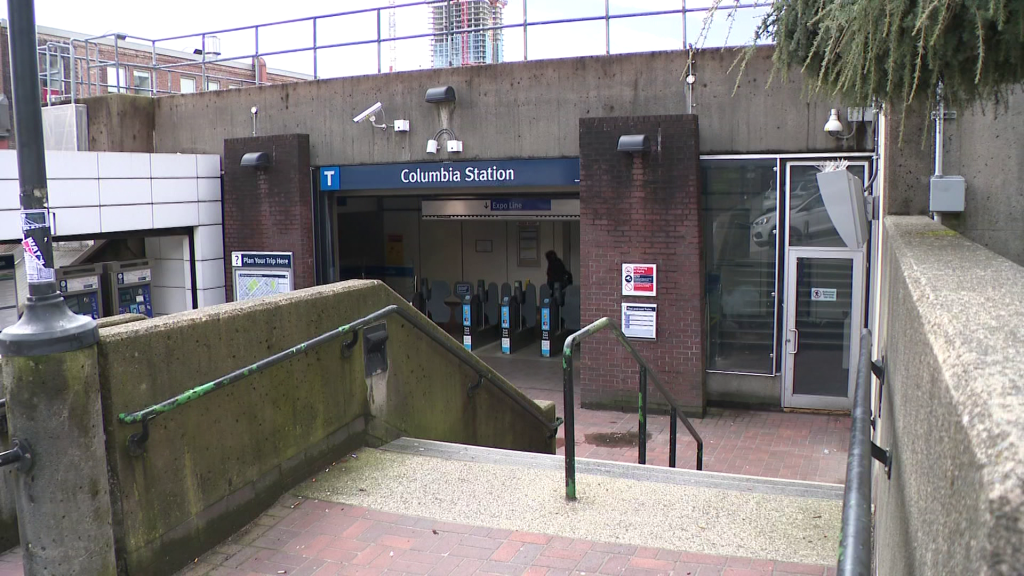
<box><xmin>783</xmin><ymin>248</ymin><xmax>864</xmax><ymax>410</ymax></box>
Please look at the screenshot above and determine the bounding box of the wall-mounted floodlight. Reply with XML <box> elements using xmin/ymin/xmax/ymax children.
<box><xmin>617</xmin><ymin>134</ymin><xmax>649</xmax><ymax>153</ymax></box>
<box><xmin>816</xmin><ymin>163</ymin><xmax>868</xmax><ymax>249</ymax></box>
<box><xmin>426</xmin><ymin>139</ymin><xmax>439</xmax><ymax>154</ymax></box>
<box><xmin>250</xmin><ymin>105</ymin><xmax>258</xmax><ymax>137</ymax></box>
<box><xmin>425</xmin><ymin>86</ymin><xmax>456</xmax><ymax>104</ymax></box>
<box><xmin>353</xmin><ymin>102</ymin><xmax>387</xmax><ymax>130</ymax></box>
<box><xmin>240</xmin><ymin>151</ymin><xmax>271</xmax><ymax>170</ymax></box>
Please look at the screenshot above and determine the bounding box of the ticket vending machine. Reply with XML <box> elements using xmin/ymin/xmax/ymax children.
<box><xmin>103</xmin><ymin>259</ymin><xmax>153</xmax><ymax>318</ymax></box>
<box><xmin>56</xmin><ymin>263</ymin><xmax>104</xmax><ymax>320</ymax></box>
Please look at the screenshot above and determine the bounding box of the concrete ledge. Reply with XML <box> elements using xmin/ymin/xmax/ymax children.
<box><xmin>876</xmin><ymin>216</ymin><xmax>1024</xmax><ymax>574</ymax></box>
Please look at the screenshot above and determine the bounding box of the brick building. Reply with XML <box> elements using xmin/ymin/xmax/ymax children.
<box><xmin>0</xmin><ymin>20</ymin><xmax>311</xmax><ymax>147</ymax></box>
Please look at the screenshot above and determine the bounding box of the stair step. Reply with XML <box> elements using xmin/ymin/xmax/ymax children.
<box><xmin>290</xmin><ymin>438</ymin><xmax>842</xmax><ymax>566</ymax></box>
<box><xmin>383</xmin><ymin>437</ymin><xmax>843</xmax><ymax>501</ymax></box>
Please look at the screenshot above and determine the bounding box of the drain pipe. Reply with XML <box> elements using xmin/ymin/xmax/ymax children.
<box><xmin>933</xmin><ymin>82</ymin><xmax>945</xmax><ymax>222</ymax></box>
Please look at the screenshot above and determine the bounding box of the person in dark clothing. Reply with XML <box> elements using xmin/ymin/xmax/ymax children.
<box><xmin>545</xmin><ymin>250</ymin><xmax>572</xmax><ymax>292</ymax></box>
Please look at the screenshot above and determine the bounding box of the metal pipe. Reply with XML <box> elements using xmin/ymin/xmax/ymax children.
<box><xmin>313</xmin><ymin>17</ymin><xmax>318</xmax><ymax>79</ymax></box>
<box><xmin>69</xmin><ymin>41</ymin><xmax>76</xmax><ymax>102</ymax></box>
<box><xmin>255</xmin><ymin>26</ymin><xmax>261</xmax><ymax>86</ymax></box>
<box><xmin>377</xmin><ymin>9</ymin><xmax>382</xmax><ymax>75</ymax></box>
<box><xmin>837</xmin><ymin>330</ymin><xmax>874</xmax><ymax>576</ymax></box>
<box><xmin>605</xmin><ymin>0</ymin><xmax>610</xmax><ymax>55</ymax></box>
<box><xmin>669</xmin><ymin>408</ymin><xmax>677</xmax><ymax>468</ymax></box>
<box><xmin>523</xmin><ymin>0</ymin><xmax>528</xmax><ymax>61</ymax></box>
<box><xmin>681</xmin><ymin>0</ymin><xmax>687</xmax><ymax>48</ymax></box>
<box><xmin>934</xmin><ymin>81</ymin><xmax>944</xmax><ymax>177</ymax></box>
<box><xmin>638</xmin><ymin>366</ymin><xmax>647</xmax><ymax>464</ymax></box>
<box><xmin>113</xmin><ymin>34</ymin><xmax>122</xmax><ymax>93</ymax></box>
<box><xmin>563</xmin><ymin>343</ymin><xmax>577</xmax><ymax>500</ymax></box>
<box><xmin>201</xmin><ymin>34</ymin><xmax>207</xmax><ymax>90</ymax></box>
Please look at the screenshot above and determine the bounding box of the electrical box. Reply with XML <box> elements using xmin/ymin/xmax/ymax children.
<box><xmin>393</xmin><ymin>120</ymin><xmax>410</xmax><ymax>132</ymax></box>
<box><xmin>847</xmin><ymin>107</ymin><xmax>865</xmax><ymax>123</ymax></box>
<box><xmin>103</xmin><ymin>259</ymin><xmax>153</xmax><ymax>318</ymax></box>
<box><xmin>930</xmin><ymin>175</ymin><xmax>966</xmax><ymax>213</ymax></box>
<box><xmin>56</xmin><ymin>263</ymin><xmax>104</xmax><ymax>320</ymax></box>
<box><xmin>447</xmin><ymin>140</ymin><xmax>463</xmax><ymax>153</ymax></box>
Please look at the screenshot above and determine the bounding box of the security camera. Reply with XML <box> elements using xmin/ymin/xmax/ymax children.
<box><xmin>353</xmin><ymin>102</ymin><xmax>383</xmax><ymax>124</ymax></box>
<box><xmin>824</xmin><ymin>108</ymin><xmax>844</xmax><ymax>135</ymax></box>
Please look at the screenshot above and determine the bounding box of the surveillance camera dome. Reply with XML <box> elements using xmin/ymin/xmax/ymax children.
<box><xmin>824</xmin><ymin>108</ymin><xmax>844</xmax><ymax>133</ymax></box>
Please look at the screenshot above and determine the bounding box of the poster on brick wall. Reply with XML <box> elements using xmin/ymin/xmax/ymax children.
<box><xmin>622</xmin><ymin>303</ymin><xmax>657</xmax><ymax>340</ymax></box>
<box><xmin>622</xmin><ymin>263</ymin><xmax>656</xmax><ymax>296</ymax></box>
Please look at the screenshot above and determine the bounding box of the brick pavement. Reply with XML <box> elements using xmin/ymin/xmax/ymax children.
<box><xmin>0</xmin><ymin>498</ymin><xmax>839</xmax><ymax>576</ymax></box>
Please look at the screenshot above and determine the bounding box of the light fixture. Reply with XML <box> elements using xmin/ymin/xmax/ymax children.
<box><xmin>824</xmin><ymin>109</ymin><xmax>845</xmax><ymax>134</ymax></box>
<box><xmin>617</xmin><ymin>134</ymin><xmax>649</xmax><ymax>153</ymax></box>
<box><xmin>426</xmin><ymin>139</ymin><xmax>439</xmax><ymax>154</ymax></box>
<box><xmin>353</xmin><ymin>102</ymin><xmax>387</xmax><ymax>131</ymax></box>
<box><xmin>240</xmin><ymin>151</ymin><xmax>271</xmax><ymax>170</ymax></box>
<box><xmin>425</xmin><ymin>86</ymin><xmax>456</xmax><ymax>104</ymax></box>
<box><xmin>250</xmin><ymin>105</ymin><xmax>258</xmax><ymax>137</ymax></box>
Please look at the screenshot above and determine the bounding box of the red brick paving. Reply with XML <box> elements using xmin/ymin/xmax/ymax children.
<box><xmin>530</xmin><ymin>388</ymin><xmax>850</xmax><ymax>485</ymax></box>
<box><xmin>0</xmin><ymin>497</ymin><xmax>841</xmax><ymax>576</ymax></box>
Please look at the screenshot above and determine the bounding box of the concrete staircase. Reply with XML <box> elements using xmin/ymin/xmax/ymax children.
<box><xmin>291</xmin><ymin>438</ymin><xmax>843</xmax><ymax>566</ymax></box>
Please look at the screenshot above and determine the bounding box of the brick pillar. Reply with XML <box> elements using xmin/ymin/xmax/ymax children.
<box><xmin>223</xmin><ymin>134</ymin><xmax>313</xmax><ymax>301</ymax></box>
<box><xmin>578</xmin><ymin>115</ymin><xmax>705</xmax><ymax>415</ymax></box>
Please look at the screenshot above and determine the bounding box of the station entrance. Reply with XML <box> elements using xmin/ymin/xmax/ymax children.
<box><xmin>328</xmin><ymin>194</ymin><xmax>581</xmax><ymax>369</ymax></box>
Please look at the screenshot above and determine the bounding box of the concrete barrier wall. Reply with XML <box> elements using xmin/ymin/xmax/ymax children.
<box><xmin>97</xmin><ymin>280</ymin><xmax>555</xmax><ymax>575</ymax></box>
<box><xmin>81</xmin><ymin>48</ymin><xmax>869</xmax><ymax>162</ymax></box>
<box><xmin>875</xmin><ymin>216</ymin><xmax>1024</xmax><ymax>574</ymax></box>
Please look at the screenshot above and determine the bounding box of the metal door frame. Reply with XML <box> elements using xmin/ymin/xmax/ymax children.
<box><xmin>782</xmin><ymin>247</ymin><xmax>865</xmax><ymax>410</ymax></box>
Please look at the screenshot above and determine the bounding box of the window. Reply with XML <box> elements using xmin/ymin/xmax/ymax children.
<box><xmin>702</xmin><ymin>159</ymin><xmax>779</xmax><ymax>374</ymax></box>
<box><xmin>228</xmin><ymin>84</ymin><xmax>241</xmax><ymax>89</ymax></box>
<box><xmin>206</xmin><ymin>80</ymin><xmax>220</xmax><ymax>91</ymax></box>
<box><xmin>105</xmin><ymin>66</ymin><xmax>127</xmax><ymax>93</ymax></box>
<box><xmin>132</xmin><ymin>70</ymin><xmax>152</xmax><ymax>95</ymax></box>
<box><xmin>179</xmin><ymin>76</ymin><xmax>196</xmax><ymax>94</ymax></box>
<box><xmin>40</xmin><ymin>53</ymin><xmax>64</xmax><ymax>92</ymax></box>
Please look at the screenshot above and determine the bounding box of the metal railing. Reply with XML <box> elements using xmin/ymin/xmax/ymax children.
<box><xmin>117</xmin><ymin>304</ymin><xmax>561</xmax><ymax>455</ymax></box>
<box><xmin>35</xmin><ymin>0</ymin><xmax>771</xmax><ymax>101</ymax></box>
<box><xmin>837</xmin><ymin>328</ymin><xmax>891</xmax><ymax>576</ymax></box>
<box><xmin>562</xmin><ymin>317</ymin><xmax>703</xmax><ymax>501</ymax></box>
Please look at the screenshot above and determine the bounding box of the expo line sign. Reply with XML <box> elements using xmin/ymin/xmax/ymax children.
<box><xmin>622</xmin><ymin>263</ymin><xmax>656</xmax><ymax>297</ymax></box>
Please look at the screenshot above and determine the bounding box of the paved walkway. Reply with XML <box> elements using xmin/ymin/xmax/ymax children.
<box><xmin>479</xmin><ymin>348</ymin><xmax>850</xmax><ymax>485</ymax></box>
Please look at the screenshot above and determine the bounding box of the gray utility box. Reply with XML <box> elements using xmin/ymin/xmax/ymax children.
<box><xmin>930</xmin><ymin>175</ymin><xmax>966</xmax><ymax>213</ymax></box>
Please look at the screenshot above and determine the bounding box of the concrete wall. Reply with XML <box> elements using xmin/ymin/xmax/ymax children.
<box><xmin>83</xmin><ymin>94</ymin><xmax>155</xmax><ymax>153</ymax></box>
<box><xmin>883</xmin><ymin>91</ymin><xmax>1024</xmax><ymax>267</ymax></box>
<box><xmin>133</xmin><ymin>47</ymin><xmax>865</xmax><ymax>162</ymax></box>
<box><xmin>875</xmin><ymin>216</ymin><xmax>1024</xmax><ymax>574</ymax></box>
<box><xmin>97</xmin><ymin>280</ymin><xmax>555</xmax><ymax>575</ymax></box>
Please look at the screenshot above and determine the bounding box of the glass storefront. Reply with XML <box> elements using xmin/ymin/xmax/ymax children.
<box><xmin>702</xmin><ymin>159</ymin><xmax>778</xmax><ymax>374</ymax></box>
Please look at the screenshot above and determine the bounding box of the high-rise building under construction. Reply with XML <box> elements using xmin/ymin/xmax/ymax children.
<box><xmin>430</xmin><ymin>0</ymin><xmax>507</xmax><ymax>68</ymax></box>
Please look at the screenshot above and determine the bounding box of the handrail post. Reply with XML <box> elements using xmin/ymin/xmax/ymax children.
<box><xmin>669</xmin><ymin>407</ymin><xmax>677</xmax><ymax>468</ymax></box>
<box><xmin>563</xmin><ymin>343</ymin><xmax>577</xmax><ymax>501</ymax></box>
<box><xmin>638</xmin><ymin>365</ymin><xmax>647</xmax><ymax>465</ymax></box>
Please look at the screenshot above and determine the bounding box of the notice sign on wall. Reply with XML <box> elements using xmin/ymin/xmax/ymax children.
<box><xmin>811</xmin><ymin>287</ymin><xmax>838</xmax><ymax>301</ymax></box>
<box><xmin>231</xmin><ymin>251</ymin><xmax>294</xmax><ymax>302</ymax></box>
<box><xmin>622</xmin><ymin>264</ymin><xmax>657</xmax><ymax>296</ymax></box>
<box><xmin>622</xmin><ymin>303</ymin><xmax>657</xmax><ymax>340</ymax></box>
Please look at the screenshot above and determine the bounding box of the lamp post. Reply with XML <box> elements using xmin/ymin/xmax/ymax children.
<box><xmin>0</xmin><ymin>0</ymin><xmax>98</xmax><ymax>355</ymax></box>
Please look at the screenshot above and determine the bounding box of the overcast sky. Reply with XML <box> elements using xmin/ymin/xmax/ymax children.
<box><xmin>4</xmin><ymin>0</ymin><xmax>769</xmax><ymax>77</ymax></box>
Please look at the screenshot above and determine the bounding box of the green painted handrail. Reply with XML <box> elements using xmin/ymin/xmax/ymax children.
<box><xmin>118</xmin><ymin>305</ymin><xmax>559</xmax><ymax>452</ymax></box>
<box><xmin>561</xmin><ymin>317</ymin><xmax>704</xmax><ymax>500</ymax></box>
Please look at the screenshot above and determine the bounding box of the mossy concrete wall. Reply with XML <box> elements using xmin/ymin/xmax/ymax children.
<box><xmin>97</xmin><ymin>279</ymin><xmax>554</xmax><ymax>575</ymax></box>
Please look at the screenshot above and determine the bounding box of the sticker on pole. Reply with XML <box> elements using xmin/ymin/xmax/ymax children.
<box><xmin>20</xmin><ymin>210</ymin><xmax>54</xmax><ymax>284</ymax></box>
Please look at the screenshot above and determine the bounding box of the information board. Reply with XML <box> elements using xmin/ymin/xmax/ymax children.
<box><xmin>622</xmin><ymin>264</ymin><xmax>657</xmax><ymax>296</ymax></box>
<box><xmin>231</xmin><ymin>251</ymin><xmax>294</xmax><ymax>302</ymax></box>
<box><xmin>621</xmin><ymin>303</ymin><xmax>657</xmax><ymax>340</ymax></box>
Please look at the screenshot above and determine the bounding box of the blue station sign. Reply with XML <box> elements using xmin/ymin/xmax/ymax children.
<box><xmin>317</xmin><ymin>158</ymin><xmax>580</xmax><ymax>191</ymax></box>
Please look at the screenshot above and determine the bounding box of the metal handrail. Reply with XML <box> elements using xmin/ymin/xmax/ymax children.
<box><xmin>837</xmin><ymin>329</ymin><xmax>883</xmax><ymax>575</ymax></box>
<box><xmin>117</xmin><ymin>304</ymin><xmax>560</xmax><ymax>454</ymax></box>
<box><xmin>39</xmin><ymin>0</ymin><xmax>772</xmax><ymax>100</ymax></box>
<box><xmin>561</xmin><ymin>317</ymin><xmax>703</xmax><ymax>500</ymax></box>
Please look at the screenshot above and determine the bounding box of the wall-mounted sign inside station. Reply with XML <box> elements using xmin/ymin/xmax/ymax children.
<box><xmin>421</xmin><ymin>198</ymin><xmax>579</xmax><ymax>219</ymax></box>
<box><xmin>622</xmin><ymin>263</ymin><xmax>656</xmax><ymax>296</ymax></box>
<box><xmin>231</xmin><ymin>251</ymin><xmax>293</xmax><ymax>302</ymax></box>
<box><xmin>318</xmin><ymin>158</ymin><xmax>580</xmax><ymax>191</ymax></box>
